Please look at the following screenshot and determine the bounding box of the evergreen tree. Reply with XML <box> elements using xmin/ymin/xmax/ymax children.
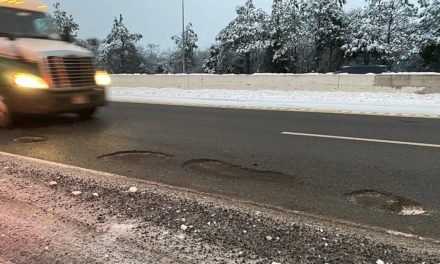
<box><xmin>269</xmin><ymin>0</ymin><xmax>306</xmax><ymax>73</ymax></box>
<box><xmin>51</xmin><ymin>2</ymin><xmax>79</xmax><ymax>43</ymax></box>
<box><xmin>214</xmin><ymin>0</ymin><xmax>269</xmax><ymax>73</ymax></box>
<box><xmin>343</xmin><ymin>0</ymin><xmax>418</xmax><ymax>70</ymax></box>
<box><xmin>171</xmin><ymin>23</ymin><xmax>199</xmax><ymax>72</ymax></box>
<box><xmin>304</xmin><ymin>0</ymin><xmax>347</xmax><ymax>72</ymax></box>
<box><xmin>76</xmin><ymin>38</ymin><xmax>101</xmax><ymax>55</ymax></box>
<box><xmin>418</xmin><ymin>0</ymin><xmax>440</xmax><ymax>71</ymax></box>
<box><xmin>98</xmin><ymin>15</ymin><xmax>143</xmax><ymax>73</ymax></box>
<box><xmin>202</xmin><ymin>44</ymin><xmax>222</xmax><ymax>73</ymax></box>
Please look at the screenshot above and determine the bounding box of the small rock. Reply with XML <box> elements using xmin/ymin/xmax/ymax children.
<box><xmin>181</xmin><ymin>218</ymin><xmax>186</xmax><ymax>222</ymax></box>
<box><xmin>376</xmin><ymin>260</ymin><xmax>385</xmax><ymax>264</ymax></box>
<box><xmin>324</xmin><ymin>243</ymin><xmax>329</xmax><ymax>247</ymax></box>
<box><xmin>72</xmin><ymin>191</ymin><xmax>82</xmax><ymax>196</ymax></box>
<box><xmin>92</xmin><ymin>193</ymin><xmax>99</xmax><ymax>197</ymax></box>
<box><xmin>44</xmin><ymin>246</ymin><xmax>49</xmax><ymax>251</ymax></box>
<box><xmin>266</xmin><ymin>236</ymin><xmax>273</xmax><ymax>241</ymax></box>
<box><xmin>49</xmin><ymin>181</ymin><xmax>57</xmax><ymax>187</ymax></box>
<box><xmin>272</xmin><ymin>262</ymin><xmax>281</xmax><ymax>264</ymax></box>
<box><xmin>128</xmin><ymin>187</ymin><xmax>138</xmax><ymax>193</ymax></box>
<box><xmin>176</xmin><ymin>234</ymin><xmax>186</xmax><ymax>240</ymax></box>
<box><xmin>180</xmin><ymin>224</ymin><xmax>188</xmax><ymax>231</ymax></box>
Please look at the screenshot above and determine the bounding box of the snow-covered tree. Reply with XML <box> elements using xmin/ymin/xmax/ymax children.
<box><xmin>208</xmin><ymin>0</ymin><xmax>269</xmax><ymax>73</ymax></box>
<box><xmin>136</xmin><ymin>43</ymin><xmax>163</xmax><ymax>74</ymax></box>
<box><xmin>76</xmin><ymin>38</ymin><xmax>101</xmax><ymax>55</ymax></box>
<box><xmin>418</xmin><ymin>0</ymin><xmax>440</xmax><ymax>71</ymax></box>
<box><xmin>304</xmin><ymin>0</ymin><xmax>347</xmax><ymax>72</ymax></box>
<box><xmin>343</xmin><ymin>0</ymin><xmax>418</xmax><ymax>70</ymax></box>
<box><xmin>51</xmin><ymin>2</ymin><xmax>79</xmax><ymax>43</ymax></box>
<box><xmin>98</xmin><ymin>15</ymin><xmax>143</xmax><ymax>73</ymax></box>
<box><xmin>171</xmin><ymin>23</ymin><xmax>199</xmax><ymax>73</ymax></box>
<box><xmin>202</xmin><ymin>44</ymin><xmax>221</xmax><ymax>73</ymax></box>
<box><xmin>268</xmin><ymin>0</ymin><xmax>306</xmax><ymax>72</ymax></box>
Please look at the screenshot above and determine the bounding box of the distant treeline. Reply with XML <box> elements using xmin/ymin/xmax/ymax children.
<box><xmin>51</xmin><ymin>0</ymin><xmax>440</xmax><ymax>74</ymax></box>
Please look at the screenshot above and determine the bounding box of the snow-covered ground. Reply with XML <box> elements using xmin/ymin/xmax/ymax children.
<box><xmin>108</xmin><ymin>87</ymin><xmax>440</xmax><ymax>117</ymax></box>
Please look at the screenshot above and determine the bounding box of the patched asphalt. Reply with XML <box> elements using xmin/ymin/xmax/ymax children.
<box><xmin>1</xmin><ymin>153</ymin><xmax>439</xmax><ymax>263</ymax></box>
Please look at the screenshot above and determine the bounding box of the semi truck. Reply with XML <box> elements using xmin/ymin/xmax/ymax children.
<box><xmin>0</xmin><ymin>0</ymin><xmax>110</xmax><ymax>128</ymax></box>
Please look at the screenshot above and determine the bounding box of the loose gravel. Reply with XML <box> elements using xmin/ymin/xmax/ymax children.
<box><xmin>0</xmin><ymin>153</ymin><xmax>439</xmax><ymax>263</ymax></box>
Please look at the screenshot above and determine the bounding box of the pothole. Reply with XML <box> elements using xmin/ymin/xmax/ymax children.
<box><xmin>346</xmin><ymin>190</ymin><xmax>427</xmax><ymax>216</ymax></box>
<box><xmin>183</xmin><ymin>159</ymin><xmax>290</xmax><ymax>183</ymax></box>
<box><xmin>98</xmin><ymin>151</ymin><xmax>172</xmax><ymax>162</ymax></box>
<box><xmin>13</xmin><ymin>136</ymin><xmax>48</xmax><ymax>143</ymax></box>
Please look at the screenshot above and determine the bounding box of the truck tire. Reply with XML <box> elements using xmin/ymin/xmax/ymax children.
<box><xmin>0</xmin><ymin>95</ymin><xmax>12</xmax><ymax>128</ymax></box>
<box><xmin>77</xmin><ymin>107</ymin><xmax>96</xmax><ymax>120</ymax></box>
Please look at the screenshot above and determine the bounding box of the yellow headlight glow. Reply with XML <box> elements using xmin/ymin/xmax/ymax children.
<box><xmin>95</xmin><ymin>71</ymin><xmax>111</xmax><ymax>86</ymax></box>
<box><xmin>13</xmin><ymin>73</ymin><xmax>49</xmax><ymax>89</ymax></box>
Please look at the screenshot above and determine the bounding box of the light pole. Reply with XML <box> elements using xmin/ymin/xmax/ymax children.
<box><xmin>182</xmin><ymin>0</ymin><xmax>186</xmax><ymax>74</ymax></box>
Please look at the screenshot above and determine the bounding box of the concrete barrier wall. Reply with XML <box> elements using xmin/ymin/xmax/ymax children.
<box><xmin>111</xmin><ymin>74</ymin><xmax>440</xmax><ymax>93</ymax></box>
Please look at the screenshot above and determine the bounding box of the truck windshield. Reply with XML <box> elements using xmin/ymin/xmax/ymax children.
<box><xmin>0</xmin><ymin>7</ymin><xmax>59</xmax><ymax>40</ymax></box>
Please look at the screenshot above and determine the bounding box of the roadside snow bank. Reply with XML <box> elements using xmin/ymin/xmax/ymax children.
<box><xmin>108</xmin><ymin>87</ymin><xmax>440</xmax><ymax>117</ymax></box>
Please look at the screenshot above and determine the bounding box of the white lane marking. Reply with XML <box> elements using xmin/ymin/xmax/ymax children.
<box><xmin>281</xmin><ymin>132</ymin><xmax>440</xmax><ymax>148</ymax></box>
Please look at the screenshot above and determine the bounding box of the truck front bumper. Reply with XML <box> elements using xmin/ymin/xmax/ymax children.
<box><xmin>8</xmin><ymin>87</ymin><xmax>106</xmax><ymax>114</ymax></box>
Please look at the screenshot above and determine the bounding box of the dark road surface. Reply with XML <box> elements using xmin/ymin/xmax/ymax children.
<box><xmin>1</xmin><ymin>102</ymin><xmax>440</xmax><ymax>239</ymax></box>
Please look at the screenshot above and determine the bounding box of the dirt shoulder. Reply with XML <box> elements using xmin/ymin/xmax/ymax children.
<box><xmin>0</xmin><ymin>152</ymin><xmax>439</xmax><ymax>264</ymax></box>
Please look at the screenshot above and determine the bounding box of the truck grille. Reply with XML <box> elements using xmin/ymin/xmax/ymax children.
<box><xmin>46</xmin><ymin>56</ymin><xmax>95</xmax><ymax>88</ymax></box>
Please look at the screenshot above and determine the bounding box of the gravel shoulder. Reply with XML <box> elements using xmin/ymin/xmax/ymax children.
<box><xmin>0</xmin><ymin>152</ymin><xmax>439</xmax><ymax>264</ymax></box>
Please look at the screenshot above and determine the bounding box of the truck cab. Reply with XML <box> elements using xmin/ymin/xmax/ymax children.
<box><xmin>0</xmin><ymin>0</ymin><xmax>110</xmax><ymax>128</ymax></box>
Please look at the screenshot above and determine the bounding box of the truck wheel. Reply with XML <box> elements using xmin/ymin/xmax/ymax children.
<box><xmin>0</xmin><ymin>95</ymin><xmax>12</xmax><ymax>128</ymax></box>
<box><xmin>77</xmin><ymin>107</ymin><xmax>96</xmax><ymax>120</ymax></box>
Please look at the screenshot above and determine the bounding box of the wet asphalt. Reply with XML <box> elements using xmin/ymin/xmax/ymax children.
<box><xmin>0</xmin><ymin>102</ymin><xmax>440</xmax><ymax>239</ymax></box>
<box><xmin>1</xmin><ymin>155</ymin><xmax>439</xmax><ymax>263</ymax></box>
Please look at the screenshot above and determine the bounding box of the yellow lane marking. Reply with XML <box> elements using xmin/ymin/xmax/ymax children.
<box><xmin>281</xmin><ymin>132</ymin><xmax>440</xmax><ymax>148</ymax></box>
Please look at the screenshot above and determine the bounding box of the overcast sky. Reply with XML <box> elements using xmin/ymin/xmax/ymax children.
<box><xmin>43</xmin><ymin>0</ymin><xmax>365</xmax><ymax>49</ymax></box>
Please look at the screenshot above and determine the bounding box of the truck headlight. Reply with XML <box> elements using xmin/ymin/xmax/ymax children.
<box><xmin>13</xmin><ymin>73</ymin><xmax>49</xmax><ymax>89</ymax></box>
<box><xmin>95</xmin><ymin>71</ymin><xmax>111</xmax><ymax>86</ymax></box>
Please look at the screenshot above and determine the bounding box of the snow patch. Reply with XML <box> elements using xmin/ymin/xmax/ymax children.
<box><xmin>108</xmin><ymin>87</ymin><xmax>440</xmax><ymax>117</ymax></box>
<box><xmin>107</xmin><ymin>223</ymin><xmax>136</xmax><ymax>236</ymax></box>
<box><xmin>386</xmin><ymin>230</ymin><xmax>417</xmax><ymax>238</ymax></box>
<box><xmin>399</xmin><ymin>206</ymin><xmax>427</xmax><ymax>216</ymax></box>
<box><xmin>128</xmin><ymin>187</ymin><xmax>138</xmax><ymax>193</ymax></box>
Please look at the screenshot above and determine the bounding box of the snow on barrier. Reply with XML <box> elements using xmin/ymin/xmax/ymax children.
<box><xmin>110</xmin><ymin>73</ymin><xmax>440</xmax><ymax>94</ymax></box>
